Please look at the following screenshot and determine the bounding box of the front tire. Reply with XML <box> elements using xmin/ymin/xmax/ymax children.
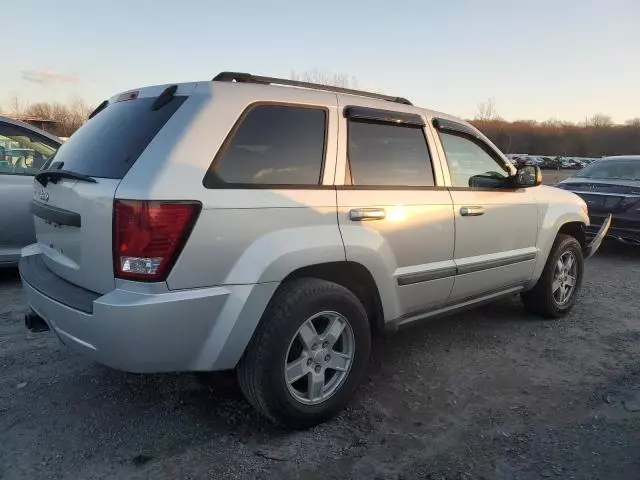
<box><xmin>237</xmin><ymin>278</ymin><xmax>371</xmax><ymax>429</ymax></box>
<box><xmin>521</xmin><ymin>234</ymin><xmax>584</xmax><ymax>318</ymax></box>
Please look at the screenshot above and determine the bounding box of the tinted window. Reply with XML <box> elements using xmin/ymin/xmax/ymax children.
<box><xmin>0</xmin><ymin>123</ymin><xmax>59</xmax><ymax>175</ymax></box>
<box><xmin>439</xmin><ymin>132</ymin><xmax>509</xmax><ymax>188</ymax></box>
<box><xmin>206</xmin><ymin>105</ymin><xmax>326</xmax><ymax>186</ymax></box>
<box><xmin>52</xmin><ymin>96</ymin><xmax>186</xmax><ymax>179</ymax></box>
<box><xmin>347</xmin><ymin>120</ymin><xmax>434</xmax><ymax>186</ymax></box>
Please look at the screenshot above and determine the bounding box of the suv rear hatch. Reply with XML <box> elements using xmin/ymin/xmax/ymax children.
<box><xmin>31</xmin><ymin>84</ymin><xmax>193</xmax><ymax>294</ymax></box>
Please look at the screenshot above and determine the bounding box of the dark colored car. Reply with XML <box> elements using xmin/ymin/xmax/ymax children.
<box><xmin>540</xmin><ymin>157</ymin><xmax>561</xmax><ymax>169</ymax></box>
<box><xmin>556</xmin><ymin>156</ymin><xmax>640</xmax><ymax>245</ymax></box>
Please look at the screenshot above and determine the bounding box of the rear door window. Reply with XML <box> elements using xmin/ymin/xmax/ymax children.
<box><xmin>347</xmin><ymin>120</ymin><xmax>435</xmax><ymax>186</ymax></box>
<box><xmin>204</xmin><ymin>104</ymin><xmax>327</xmax><ymax>187</ymax></box>
<box><xmin>51</xmin><ymin>96</ymin><xmax>186</xmax><ymax>179</ymax></box>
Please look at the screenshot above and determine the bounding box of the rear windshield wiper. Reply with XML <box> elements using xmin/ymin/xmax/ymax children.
<box><xmin>35</xmin><ymin>169</ymin><xmax>98</xmax><ymax>187</ymax></box>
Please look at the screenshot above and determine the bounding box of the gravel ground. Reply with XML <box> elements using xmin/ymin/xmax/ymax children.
<box><xmin>1</xmin><ymin>242</ymin><xmax>639</xmax><ymax>480</ymax></box>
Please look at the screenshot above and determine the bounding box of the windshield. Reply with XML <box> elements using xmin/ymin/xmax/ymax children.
<box><xmin>575</xmin><ymin>158</ymin><xmax>640</xmax><ymax>181</ymax></box>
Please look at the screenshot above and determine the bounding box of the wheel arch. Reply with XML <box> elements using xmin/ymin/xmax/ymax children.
<box><xmin>283</xmin><ymin>261</ymin><xmax>385</xmax><ymax>335</ymax></box>
<box><xmin>558</xmin><ymin>221</ymin><xmax>586</xmax><ymax>251</ymax></box>
<box><xmin>529</xmin><ymin>209</ymin><xmax>588</xmax><ymax>288</ymax></box>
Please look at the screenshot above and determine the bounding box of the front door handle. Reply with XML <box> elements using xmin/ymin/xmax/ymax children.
<box><xmin>349</xmin><ymin>208</ymin><xmax>386</xmax><ymax>221</ymax></box>
<box><xmin>460</xmin><ymin>206</ymin><xmax>485</xmax><ymax>216</ymax></box>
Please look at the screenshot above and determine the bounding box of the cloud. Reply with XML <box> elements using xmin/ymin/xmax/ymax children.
<box><xmin>21</xmin><ymin>68</ymin><xmax>79</xmax><ymax>85</ymax></box>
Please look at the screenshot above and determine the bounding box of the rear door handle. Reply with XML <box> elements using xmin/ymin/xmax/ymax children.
<box><xmin>460</xmin><ymin>206</ymin><xmax>485</xmax><ymax>216</ymax></box>
<box><xmin>349</xmin><ymin>208</ymin><xmax>386</xmax><ymax>221</ymax></box>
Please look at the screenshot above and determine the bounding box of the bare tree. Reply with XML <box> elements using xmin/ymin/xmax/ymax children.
<box><xmin>24</xmin><ymin>102</ymin><xmax>53</xmax><ymax>119</ymax></box>
<box><xmin>471</xmin><ymin>115</ymin><xmax>640</xmax><ymax>157</ymax></box>
<box><xmin>10</xmin><ymin>95</ymin><xmax>23</xmax><ymax>116</ymax></box>
<box><xmin>584</xmin><ymin>113</ymin><xmax>613</xmax><ymax>127</ymax></box>
<box><xmin>625</xmin><ymin>118</ymin><xmax>640</xmax><ymax>127</ymax></box>
<box><xmin>475</xmin><ymin>97</ymin><xmax>498</xmax><ymax>121</ymax></box>
<box><xmin>23</xmin><ymin>97</ymin><xmax>92</xmax><ymax>136</ymax></box>
<box><xmin>65</xmin><ymin>96</ymin><xmax>92</xmax><ymax>135</ymax></box>
<box><xmin>290</xmin><ymin>69</ymin><xmax>358</xmax><ymax>89</ymax></box>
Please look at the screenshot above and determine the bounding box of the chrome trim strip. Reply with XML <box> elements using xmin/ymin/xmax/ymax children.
<box><xmin>456</xmin><ymin>252</ymin><xmax>536</xmax><ymax>275</ymax></box>
<box><xmin>396</xmin><ymin>250</ymin><xmax>537</xmax><ymax>286</ymax></box>
<box><xmin>397</xmin><ymin>266</ymin><xmax>457</xmax><ymax>285</ymax></box>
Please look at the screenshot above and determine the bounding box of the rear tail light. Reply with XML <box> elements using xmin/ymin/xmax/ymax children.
<box><xmin>114</xmin><ymin>200</ymin><xmax>201</xmax><ymax>281</ymax></box>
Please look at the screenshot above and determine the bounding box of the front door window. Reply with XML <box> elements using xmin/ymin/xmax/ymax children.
<box><xmin>439</xmin><ymin>131</ymin><xmax>510</xmax><ymax>188</ymax></box>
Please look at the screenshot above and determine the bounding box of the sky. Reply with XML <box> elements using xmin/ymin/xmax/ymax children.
<box><xmin>3</xmin><ymin>0</ymin><xmax>639</xmax><ymax>123</ymax></box>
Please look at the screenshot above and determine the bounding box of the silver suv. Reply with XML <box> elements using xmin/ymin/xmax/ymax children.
<box><xmin>20</xmin><ymin>72</ymin><xmax>610</xmax><ymax>429</ymax></box>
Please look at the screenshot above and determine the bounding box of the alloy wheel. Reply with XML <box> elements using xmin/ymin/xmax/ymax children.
<box><xmin>284</xmin><ymin>311</ymin><xmax>355</xmax><ymax>405</ymax></box>
<box><xmin>552</xmin><ymin>250</ymin><xmax>578</xmax><ymax>306</ymax></box>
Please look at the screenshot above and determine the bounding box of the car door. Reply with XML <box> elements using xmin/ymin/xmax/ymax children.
<box><xmin>335</xmin><ymin>101</ymin><xmax>455</xmax><ymax>322</ymax></box>
<box><xmin>431</xmin><ymin>118</ymin><xmax>538</xmax><ymax>302</ymax></box>
<box><xmin>0</xmin><ymin>120</ymin><xmax>60</xmax><ymax>265</ymax></box>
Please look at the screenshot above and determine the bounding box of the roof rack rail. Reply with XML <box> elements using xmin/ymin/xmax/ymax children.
<box><xmin>212</xmin><ymin>71</ymin><xmax>412</xmax><ymax>106</ymax></box>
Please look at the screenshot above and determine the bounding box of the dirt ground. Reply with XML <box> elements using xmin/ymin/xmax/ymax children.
<box><xmin>1</xmin><ymin>241</ymin><xmax>639</xmax><ymax>480</ymax></box>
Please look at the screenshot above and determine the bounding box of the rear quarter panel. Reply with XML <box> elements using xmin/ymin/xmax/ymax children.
<box><xmin>168</xmin><ymin>190</ymin><xmax>345</xmax><ymax>288</ymax></box>
<box><xmin>114</xmin><ymin>82</ymin><xmax>345</xmax><ymax>289</ymax></box>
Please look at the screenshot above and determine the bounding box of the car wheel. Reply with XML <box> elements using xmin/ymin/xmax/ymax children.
<box><xmin>237</xmin><ymin>278</ymin><xmax>371</xmax><ymax>429</ymax></box>
<box><xmin>521</xmin><ymin>234</ymin><xmax>584</xmax><ymax>318</ymax></box>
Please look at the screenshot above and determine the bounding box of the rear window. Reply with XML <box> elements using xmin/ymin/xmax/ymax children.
<box><xmin>51</xmin><ymin>95</ymin><xmax>186</xmax><ymax>179</ymax></box>
<box><xmin>204</xmin><ymin>104</ymin><xmax>326</xmax><ymax>187</ymax></box>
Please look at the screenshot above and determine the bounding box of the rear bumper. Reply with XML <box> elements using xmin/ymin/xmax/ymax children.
<box><xmin>20</xmin><ymin>252</ymin><xmax>278</xmax><ymax>373</ymax></box>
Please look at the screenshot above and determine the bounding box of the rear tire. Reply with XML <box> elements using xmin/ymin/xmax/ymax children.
<box><xmin>237</xmin><ymin>278</ymin><xmax>371</xmax><ymax>429</ymax></box>
<box><xmin>521</xmin><ymin>234</ymin><xmax>584</xmax><ymax>318</ymax></box>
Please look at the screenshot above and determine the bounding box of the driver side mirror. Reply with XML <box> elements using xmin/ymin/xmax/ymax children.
<box><xmin>513</xmin><ymin>165</ymin><xmax>542</xmax><ymax>187</ymax></box>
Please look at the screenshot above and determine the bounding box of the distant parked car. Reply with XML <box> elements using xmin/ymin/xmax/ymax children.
<box><xmin>507</xmin><ymin>154</ymin><xmax>530</xmax><ymax>167</ymax></box>
<box><xmin>561</xmin><ymin>159</ymin><xmax>583</xmax><ymax>169</ymax></box>
<box><xmin>540</xmin><ymin>157</ymin><xmax>561</xmax><ymax>169</ymax></box>
<box><xmin>0</xmin><ymin>116</ymin><xmax>61</xmax><ymax>267</ymax></box>
<box><xmin>557</xmin><ymin>155</ymin><xmax>640</xmax><ymax>245</ymax></box>
<box><xmin>512</xmin><ymin>155</ymin><xmax>538</xmax><ymax>167</ymax></box>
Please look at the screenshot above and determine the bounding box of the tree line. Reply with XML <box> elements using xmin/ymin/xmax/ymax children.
<box><xmin>471</xmin><ymin>97</ymin><xmax>640</xmax><ymax>157</ymax></box>
<box><xmin>472</xmin><ymin>118</ymin><xmax>640</xmax><ymax>158</ymax></box>
<box><xmin>1</xmin><ymin>96</ymin><xmax>92</xmax><ymax>137</ymax></box>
